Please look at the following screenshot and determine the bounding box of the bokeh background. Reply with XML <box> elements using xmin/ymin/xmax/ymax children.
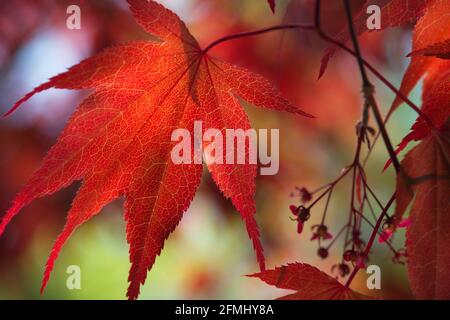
<box><xmin>0</xmin><ymin>0</ymin><xmax>419</xmax><ymax>299</ymax></box>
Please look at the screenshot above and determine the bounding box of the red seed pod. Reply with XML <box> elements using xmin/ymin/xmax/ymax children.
<box><xmin>343</xmin><ymin>249</ymin><xmax>357</xmax><ymax>262</ymax></box>
<box><xmin>311</xmin><ymin>224</ymin><xmax>333</xmax><ymax>241</ymax></box>
<box><xmin>298</xmin><ymin>206</ymin><xmax>311</xmax><ymax>222</ymax></box>
<box><xmin>318</xmin><ymin>247</ymin><xmax>329</xmax><ymax>259</ymax></box>
<box><xmin>289</xmin><ymin>205</ymin><xmax>310</xmax><ymax>235</ymax></box>
<box><xmin>332</xmin><ymin>263</ymin><xmax>351</xmax><ymax>277</ymax></box>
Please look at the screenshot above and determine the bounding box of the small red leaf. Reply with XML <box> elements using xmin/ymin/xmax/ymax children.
<box><xmin>249</xmin><ymin>262</ymin><xmax>374</xmax><ymax>300</ymax></box>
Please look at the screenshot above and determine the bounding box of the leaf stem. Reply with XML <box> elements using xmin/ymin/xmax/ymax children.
<box><xmin>202</xmin><ymin>24</ymin><xmax>315</xmax><ymax>54</ymax></box>
<box><xmin>342</xmin><ymin>0</ymin><xmax>401</xmax><ymax>173</ymax></box>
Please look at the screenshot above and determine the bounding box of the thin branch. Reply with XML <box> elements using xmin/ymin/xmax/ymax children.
<box><xmin>342</xmin><ymin>0</ymin><xmax>401</xmax><ymax>173</ymax></box>
<box><xmin>343</xmin><ymin>0</ymin><xmax>371</xmax><ymax>88</ymax></box>
<box><xmin>202</xmin><ymin>20</ymin><xmax>432</xmax><ymax>125</ymax></box>
<box><xmin>203</xmin><ymin>24</ymin><xmax>315</xmax><ymax>53</ymax></box>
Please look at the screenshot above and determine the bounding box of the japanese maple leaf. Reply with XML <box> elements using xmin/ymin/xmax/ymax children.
<box><xmin>320</xmin><ymin>0</ymin><xmax>450</xmax><ymax>121</ymax></box>
<box><xmin>395</xmin><ymin>120</ymin><xmax>450</xmax><ymax>299</ymax></box>
<box><xmin>0</xmin><ymin>0</ymin><xmax>310</xmax><ymax>299</ymax></box>
<box><xmin>249</xmin><ymin>263</ymin><xmax>374</xmax><ymax>300</ymax></box>
<box><xmin>321</xmin><ymin>0</ymin><xmax>450</xmax><ymax>116</ymax></box>
<box><xmin>394</xmin><ymin>61</ymin><xmax>450</xmax><ymax>299</ymax></box>
<box><xmin>320</xmin><ymin>0</ymin><xmax>429</xmax><ymax>79</ymax></box>
<box><xmin>407</xmin><ymin>0</ymin><xmax>450</xmax><ymax>58</ymax></box>
<box><xmin>390</xmin><ymin>0</ymin><xmax>450</xmax><ymax>112</ymax></box>
<box><xmin>369</xmin><ymin>1</ymin><xmax>450</xmax><ymax>299</ymax></box>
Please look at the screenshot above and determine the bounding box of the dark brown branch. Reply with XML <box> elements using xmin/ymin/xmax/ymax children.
<box><xmin>342</xmin><ymin>0</ymin><xmax>401</xmax><ymax>173</ymax></box>
<box><xmin>343</xmin><ymin>0</ymin><xmax>371</xmax><ymax>88</ymax></box>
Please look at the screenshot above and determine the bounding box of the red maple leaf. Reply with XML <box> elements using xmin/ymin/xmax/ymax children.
<box><xmin>365</xmin><ymin>1</ymin><xmax>450</xmax><ymax>299</ymax></box>
<box><xmin>320</xmin><ymin>0</ymin><xmax>450</xmax><ymax>118</ymax></box>
<box><xmin>249</xmin><ymin>262</ymin><xmax>374</xmax><ymax>300</ymax></box>
<box><xmin>395</xmin><ymin>119</ymin><xmax>450</xmax><ymax>299</ymax></box>
<box><xmin>320</xmin><ymin>0</ymin><xmax>428</xmax><ymax>79</ymax></box>
<box><xmin>390</xmin><ymin>0</ymin><xmax>450</xmax><ymax>112</ymax></box>
<box><xmin>406</xmin><ymin>0</ymin><xmax>450</xmax><ymax>59</ymax></box>
<box><xmin>393</xmin><ymin>56</ymin><xmax>450</xmax><ymax>300</ymax></box>
<box><xmin>0</xmin><ymin>0</ymin><xmax>310</xmax><ymax>299</ymax></box>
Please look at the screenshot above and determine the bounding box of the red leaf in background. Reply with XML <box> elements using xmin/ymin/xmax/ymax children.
<box><xmin>394</xmin><ymin>120</ymin><xmax>450</xmax><ymax>299</ymax></box>
<box><xmin>0</xmin><ymin>0</ymin><xmax>311</xmax><ymax>300</ymax></box>
<box><xmin>383</xmin><ymin>59</ymin><xmax>450</xmax><ymax>170</ymax></box>
<box><xmin>268</xmin><ymin>0</ymin><xmax>276</xmax><ymax>13</ymax></box>
<box><xmin>249</xmin><ymin>262</ymin><xmax>374</xmax><ymax>299</ymax></box>
<box><xmin>392</xmin><ymin>16</ymin><xmax>450</xmax><ymax>297</ymax></box>
<box><xmin>392</xmin><ymin>60</ymin><xmax>450</xmax><ymax>155</ymax></box>
<box><xmin>390</xmin><ymin>0</ymin><xmax>450</xmax><ymax>113</ymax></box>
<box><xmin>320</xmin><ymin>0</ymin><xmax>428</xmax><ymax>79</ymax></box>
<box><xmin>321</xmin><ymin>0</ymin><xmax>450</xmax><ymax>118</ymax></box>
<box><xmin>384</xmin><ymin>3</ymin><xmax>450</xmax><ymax>299</ymax></box>
<box><xmin>407</xmin><ymin>0</ymin><xmax>450</xmax><ymax>59</ymax></box>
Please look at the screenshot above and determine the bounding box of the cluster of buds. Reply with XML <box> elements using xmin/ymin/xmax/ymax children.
<box><xmin>288</xmin><ymin>181</ymin><xmax>410</xmax><ymax>279</ymax></box>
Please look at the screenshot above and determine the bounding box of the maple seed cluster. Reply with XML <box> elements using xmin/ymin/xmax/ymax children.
<box><xmin>289</xmin><ymin>167</ymin><xmax>409</xmax><ymax>279</ymax></box>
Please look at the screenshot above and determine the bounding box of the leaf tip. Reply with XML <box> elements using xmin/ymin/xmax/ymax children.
<box><xmin>268</xmin><ymin>0</ymin><xmax>276</xmax><ymax>14</ymax></box>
